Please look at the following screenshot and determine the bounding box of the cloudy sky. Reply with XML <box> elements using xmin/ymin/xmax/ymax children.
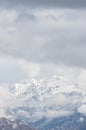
<box><xmin>0</xmin><ymin>0</ymin><xmax>86</xmax><ymax>85</ymax></box>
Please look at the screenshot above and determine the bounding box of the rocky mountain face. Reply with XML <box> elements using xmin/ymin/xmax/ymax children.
<box><xmin>37</xmin><ymin>113</ymin><xmax>86</xmax><ymax>130</ymax></box>
<box><xmin>0</xmin><ymin>114</ymin><xmax>86</xmax><ymax>130</ymax></box>
<box><xmin>0</xmin><ymin>118</ymin><xmax>37</xmax><ymax>130</ymax></box>
<box><xmin>0</xmin><ymin>75</ymin><xmax>86</xmax><ymax>130</ymax></box>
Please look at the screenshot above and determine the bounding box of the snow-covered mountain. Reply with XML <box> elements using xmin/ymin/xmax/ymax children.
<box><xmin>0</xmin><ymin>117</ymin><xmax>37</xmax><ymax>130</ymax></box>
<box><xmin>0</xmin><ymin>75</ymin><xmax>86</xmax><ymax>129</ymax></box>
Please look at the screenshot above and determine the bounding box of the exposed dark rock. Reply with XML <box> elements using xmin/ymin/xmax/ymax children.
<box><xmin>0</xmin><ymin>118</ymin><xmax>37</xmax><ymax>130</ymax></box>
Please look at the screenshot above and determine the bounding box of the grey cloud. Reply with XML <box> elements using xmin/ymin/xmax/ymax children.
<box><xmin>0</xmin><ymin>0</ymin><xmax>86</xmax><ymax>9</ymax></box>
<box><xmin>0</xmin><ymin>34</ymin><xmax>86</xmax><ymax>68</ymax></box>
<box><xmin>39</xmin><ymin>27</ymin><xmax>86</xmax><ymax>67</ymax></box>
<box><xmin>0</xmin><ymin>9</ymin><xmax>86</xmax><ymax>68</ymax></box>
<box><xmin>0</xmin><ymin>0</ymin><xmax>86</xmax><ymax>84</ymax></box>
<box><xmin>42</xmin><ymin>43</ymin><xmax>86</xmax><ymax>67</ymax></box>
<box><xmin>16</xmin><ymin>13</ymin><xmax>37</xmax><ymax>23</ymax></box>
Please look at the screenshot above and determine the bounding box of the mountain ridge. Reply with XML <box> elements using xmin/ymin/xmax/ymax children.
<box><xmin>0</xmin><ymin>75</ymin><xmax>86</xmax><ymax>129</ymax></box>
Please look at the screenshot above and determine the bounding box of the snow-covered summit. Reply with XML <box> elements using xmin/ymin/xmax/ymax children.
<box><xmin>0</xmin><ymin>75</ymin><xmax>86</xmax><ymax>123</ymax></box>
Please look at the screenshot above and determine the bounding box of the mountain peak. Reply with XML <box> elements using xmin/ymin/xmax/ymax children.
<box><xmin>0</xmin><ymin>75</ymin><xmax>86</xmax><ymax>129</ymax></box>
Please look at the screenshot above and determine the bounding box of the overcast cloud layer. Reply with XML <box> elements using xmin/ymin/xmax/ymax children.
<box><xmin>0</xmin><ymin>0</ymin><xmax>86</xmax><ymax>9</ymax></box>
<box><xmin>0</xmin><ymin>1</ymin><xmax>86</xmax><ymax>84</ymax></box>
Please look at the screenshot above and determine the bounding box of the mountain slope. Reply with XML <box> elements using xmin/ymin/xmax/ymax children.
<box><xmin>0</xmin><ymin>75</ymin><xmax>86</xmax><ymax>129</ymax></box>
<box><xmin>0</xmin><ymin>118</ymin><xmax>37</xmax><ymax>130</ymax></box>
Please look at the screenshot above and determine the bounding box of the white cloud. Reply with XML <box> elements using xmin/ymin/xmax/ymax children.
<box><xmin>0</xmin><ymin>109</ymin><xmax>7</xmax><ymax>118</ymax></box>
<box><xmin>76</xmin><ymin>69</ymin><xmax>86</xmax><ymax>90</ymax></box>
<box><xmin>45</xmin><ymin>94</ymin><xmax>70</xmax><ymax>107</ymax></box>
<box><xmin>0</xmin><ymin>89</ymin><xmax>14</xmax><ymax>108</ymax></box>
<box><xmin>17</xmin><ymin>59</ymin><xmax>40</xmax><ymax>78</ymax></box>
<box><xmin>46</xmin><ymin>110</ymin><xmax>73</xmax><ymax>119</ymax></box>
<box><xmin>78</xmin><ymin>105</ymin><xmax>86</xmax><ymax>115</ymax></box>
<box><xmin>0</xmin><ymin>56</ymin><xmax>40</xmax><ymax>83</ymax></box>
<box><xmin>0</xmin><ymin>9</ymin><xmax>86</xmax><ymax>68</ymax></box>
